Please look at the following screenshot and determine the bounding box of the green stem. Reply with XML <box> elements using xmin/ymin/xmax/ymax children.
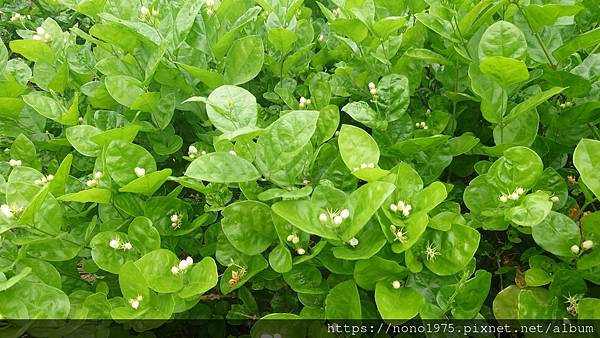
<box><xmin>587</xmin><ymin>123</ymin><xmax>600</xmax><ymax>140</ymax></box>
<box><xmin>452</xmin><ymin>15</ymin><xmax>472</xmax><ymax>60</ymax></box>
<box><xmin>515</xmin><ymin>2</ymin><xmax>556</xmax><ymax>68</ymax></box>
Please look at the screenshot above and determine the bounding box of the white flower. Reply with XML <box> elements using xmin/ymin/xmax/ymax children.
<box><xmin>353</xmin><ymin>167</ymin><xmax>359</xmax><ymax>172</ymax></box>
<box><xmin>34</xmin><ymin>179</ymin><xmax>42</xmax><ymax>185</ymax></box>
<box><xmin>171</xmin><ymin>266</ymin><xmax>180</xmax><ymax>274</ymax></box>
<box><xmin>291</xmin><ymin>236</ymin><xmax>299</xmax><ymax>244</ymax></box>
<box><xmin>516</xmin><ymin>187</ymin><xmax>524</xmax><ymax>195</ymax></box>
<box><xmin>550</xmin><ymin>196</ymin><xmax>560</xmax><ymax>203</ymax></box>
<box><xmin>188</xmin><ymin>145</ymin><xmax>198</xmax><ymax>155</ymax></box>
<box><xmin>509</xmin><ymin>192</ymin><xmax>519</xmax><ymax>200</ymax></box>
<box><xmin>286</xmin><ymin>234</ymin><xmax>295</xmax><ymax>242</ymax></box>
<box><xmin>8</xmin><ymin>159</ymin><xmax>22</xmax><ymax>167</ymax></box>
<box><xmin>201</xmin><ymin>150</ymin><xmax>207</xmax><ymax>155</ymax></box>
<box><xmin>94</xmin><ymin>171</ymin><xmax>103</xmax><ymax>179</ymax></box>
<box><xmin>46</xmin><ymin>174</ymin><xmax>54</xmax><ymax>181</ymax></box>
<box><xmin>425</xmin><ymin>242</ymin><xmax>441</xmax><ymax>261</ymax></box>
<box><xmin>340</xmin><ymin>209</ymin><xmax>350</xmax><ymax>219</ymax></box>
<box><xmin>296</xmin><ymin>248</ymin><xmax>305</xmax><ymax>255</ymax></box>
<box><xmin>136</xmin><ymin>295</ymin><xmax>143</xmax><ymax>301</ymax></box>
<box><xmin>415</xmin><ymin>122</ymin><xmax>420</xmax><ymax>127</ymax></box>
<box><xmin>360</xmin><ymin>163</ymin><xmax>367</xmax><ymax>169</ymax></box>
<box><xmin>299</xmin><ymin>96</ymin><xmax>306</xmax><ymax>104</ymax></box>
<box><xmin>305</xmin><ymin>98</ymin><xmax>311</xmax><ymax>105</ymax></box>
<box><xmin>402</xmin><ymin>208</ymin><xmax>410</xmax><ymax>217</ymax></box>
<box><xmin>333</xmin><ymin>215</ymin><xmax>343</xmax><ymax>225</ymax></box>
<box><xmin>123</xmin><ymin>242</ymin><xmax>133</xmax><ymax>250</ymax></box>
<box><xmin>178</xmin><ymin>259</ymin><xmax>190</xmax><ymax>270</ymax></box>
<box><xmin>390</xmin><ymin>204</ymin><xmax>398</xmax><ymax>212</ymax></box>
<box><xmin>151</xmin><ymin>8</ymin><xmax>159</xmax><ymax>16</ymax></box>
<box><xmin>36</xmin><ymin>27</ymin><xmax>46</xmax><ymax>35</ymax></box>
<box><xmin>368</xmin><ymin>82</ymin><xmax>376</xmax><ymax>90</ymax></box>
<box><xmin>349</xmin><ymin>237</ymin><xmax>359</xmax><ymax>247</ymax></box>
<box><xmin>423</xmin><ymin>125</ymin><xmax>428</xmax><ymax>130</ymax></box>
<box><xmin>370</xmin><ymin>88</ymin><xmax>377</xmax><ymax>95</ymax></box>
<box><xmin>131</xmin><ymin>299</ymin><xmax>140</xmax><ymax>309</ymax></box>
<box><xmin>32</xmin><ymin>35</ymin><xmax>42</xmax><ymax>41</ymax></box>
<box><xmin>206</xmin><ymin>0</ymin><xmax>215</xmax><ymax>6</ymax></box>
<box><xmin>86</xmin><ymin>179</ymin><xmax>97</xmax><ymax>188</ymax></box>
<box><xmin>134</xmin><ymin>167</ymin><xmax>146</xmax><ymax>177</ymax></box>
<box><xmin>582</xmin><ymin>240</ymin><xmax>594</xmax><ymax>250</ymax></box>
<box><xmin>499</xmin><ymin>195</ymin><xmax>508</xmax><ymax>203</ymax></box>
<box><xmin>228</xmin><ymin>150</ymin><xmax>237</xmax><ymax>156</ymax></box>
<box><xmin>1</xmin><ymin>204</ymin><xmax>14</xmax><ymax>219</ymax></box>
<box><xmin>140</xmin><ymin>6</ymin><xmax>149</xmax><ymax>16</ymax></box>
<box><xmin>319</xmin><ymin>213</ymin><xmax>328</xmax><ymax>223</ymax></box>
<box><xmin>397</xmin><ymin>201</ymin><xmax>405</xmax><ymax>210</ymax></box>
<box><xmin>318</xmin><ymin>33</ymin><xmax>324</xmax><ymax>42</ymax></box>
<box><xmin>392</xmin><ymin>280</ymin><xmax>401</xmax><ymax>289</ymax></box>
<box><xmin>206</xmin><ymin>8</ymin><xmax>214</xmax><ymax>15</ymax></box>
<box><xmin>570</xmin><ymin>245</ymin><xmax>580</xmax><ymax>255</ymax></box>
<box><xmin>78</xmin><ymin>117</ymin><xmax>84</xmax><ymax>123</ymax></box>
<box><xmin>186</xmin><ymin>256</ymin><xmax>194</xmax><ymax>265</ymax></box>
<box><xmin>367</xmin><ymin>163</ymin><xmax>375</xmax><ymax>168</ymax></box>
<box><xmin>109</xmin><ymin>239</ymin><xmax>120</xmax><ymax>249</ymax></box>
<box><xmin>170</xmin><ymin>214</ymin><xmax>179</xmax><ymax>223</ymax></box>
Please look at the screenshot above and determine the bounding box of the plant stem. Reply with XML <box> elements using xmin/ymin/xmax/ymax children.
<box><xmin>515</xmin><ymin>2</ymin><xmax>556</xmax><ymax>68</ymax></box>
<box><xmin>587</xmin><ymin>123</ymin><xmax>600</xmax><ymax>140</ymax></box>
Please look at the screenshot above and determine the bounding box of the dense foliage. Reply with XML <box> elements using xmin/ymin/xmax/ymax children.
<box><xmin>1</xmin><ymin>0</ymin><xmax>600</xmax><ymax>334</ymax></box>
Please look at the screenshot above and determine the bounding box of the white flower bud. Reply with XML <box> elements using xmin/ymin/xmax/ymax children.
<box><xmin>299</xmin><ymin>96</ymin><xmax>307</xmax><ymax>104</ymax></box>
<box><xmin>318</xmin><ymin>34</ymin><xmax>324</xmax><ymax>42</ymax></box>
<box><xmin>186</xmin><ymin>256</ymin><xmax>193</xmax><ymax>265</ymax></box>
<box><xmin>349</xmin><ymin>237</ymin><xmax>358</xmax><ymax>247</ymax></box>
<box><xmin>188</xmin><ymin>145</ymin><xmax>198</xmax><ymax>155</ymax></box>
<box><xmin>499</xmin><ymin>195</ymin><xmax>508</xmax><ymax>203</ymax></box>
<box><xmin>130</xmin><ymin>299</ymin><xmax>140</xmax><ymax>309</ymax></box>
<box><xmin>319</xmin><ymin>213</ymin><xmax>328</xmax><ymax>223</ymax></box>
<box><xmin>9</xmin><ymin>159</ymin><xmax>21</xmax><ymax>167</ymax></box>
<box><xmin>353</xmin><ymin>167</ymin><xmax>359</xmax><ymax>171</ymax></box>
<box><xmin>43</xmin><ymin>33</ymin><xmax>51</xmax><ymax>41</ymax></box>
<box><xmin>140</xmin><ymin>6</ymin><xmax>149</xmax><ymax>15</ymax></box>
<box><xmin>86</xmin><ymin>179</ymin><xmax>97</xmax><ymax>188</ymax></box>
<box><xmin>134</xmin><ymin>167</ymin><xmax>145</xmax><ymax>177</ymax></box>
<box><xmin>390</xmin><ymin>204</ymin><xmax>398</xmax><ymax>212</ymax></box>
<box><xmin>228</xmin><ymin>150</ymin><xmax>237</xmax><ymax>156</ymax></box>
<box><xmin>370</xmin><ymin>88</ymin><xmax>377</xmax><ymax>95</ymax></box>
<box><xmin>178</xmin><ymin>259</ymin><xmax>189</xmax><ymax>270</ymax></box>
<box><xmin>368</xmin><ymin>82</ymin><xmax>376</xmax><ymax>90</ymax></box>
<box><xmin>397</xmin><ymin>201</ymin><xmax>405</xmax><ymax>210</ymax></box>
<box><xmin>550</xmin><ymin>196</ymin><xmax>560</xmax><ymax>203</ymax></box>
<box><xmin>123</xmin><ymin>242</ymin><xmax>133</xmax><ymax>250</ymax></box>
<box><xmin>582</xmin><ymin>240</ymin><xmax>594</xmax><ymax>250</ymax></box>
<box><xmin>206</xmin><ymin>0</ymin><xmax>215</xmax><ymax>6</ymax></box>
<box><xmin>367</xmin><ymin>163</ymin><xmax>375</xmax><ymax>168</ymax></box>
<box><xmin>201</xmin><ymin>150</ymin><xmax>207</xmax><ymax>155</ymax></box>
<box><xmin>78</xmin><ymin>117</ymin><xmax>84</xmax><ymax>123</ymax></box>
<box><xmin>516</xmin><ymin>187</ymin><xmax>524</xmax><ymax>195</ymax></box>
<box><xmin>299</xmin><ymin>102</ymin><xmax>305</xmax><ymax>109</ymax></box>
<box><xmin>94</xmin><ymin>171</ymin><xmax>103</xmax><ymax>180</ymax></box>
<box><xmin>1</xmin><ymin>204</ymin><xmax>14</xmax><ymax>219</ymax></box>
<box><xmin>136</xmin><ymin>295</ymin><xmax>143</xmax><ymax>301</ymax></box>
<box><xmin>305</xmin><ymin>99</ymin><xmax>311</xmax><ymax>105</ymax></box>
<box><xmin>291</xmin><ymin>236</ymin><xmax>299</xmax><ymax>244</ymax></box>
<box><xmin>340</xmin><ymin>209</ymin><xmax>350</xmax><ymax>219</ymax></box>
<box><xmin>171</xmin><ymin>266</ymin><xmax>180</xmax><ymax>274</ymax></box>
<box><xmin>36</xmin><ymin>27</ymin><xmax>46</xmax><ymax>35</ymax></box>
<box><xmin>46</xmin><ymin>174</ymin><xmax>54</xmax><ymax>181</ymax></box>
<box><xmin>171</xmin><ymin>222</ymin><xmax>178</xmax><ymax>228</ymax></box>
<box><xmin>170</xmin><ymin>214</ymin><xmax>179</xmax><ymax>223</ymax></box>
<box><xmin>402</xmin><ymin>208</ymin><xmax>410</xmax><ymax>217</ymax></box>
<box><xmin>509</xmin><ymin>192</ymin><xmax>519</xmax><ymax>200</ymax></box>
<box><xmin>296</xmin><ymin>248</ymin><xmax>305</xmax><ymax>255</ymax></box>
<box><xmin>109</xmin><ymin>239</ymin><xmax>120</xmax><ymax>249</ymax></box>
<box><xmin>333</xmin><ymin>215</ymin><xmax>343</xmax><ymax>225</ymax></box>
<box><xmin>286</xmin><ymin>234</ymin><xmax>295</xmax><ymax>242</ymax></box>
<box><xmin>415</xmin><ymin>122</ymin><xmax>420</xmax><ymax>128</ymax></box>
<box><xmin>151</xmin><ymin>8</ymin><xmax>159</xmax><ymax>16</ymax></box>
<box><xmin>571</xmin><ymin>245</ymin><xmax>580</xmax><ymax>255</ymax></box>
<box><xmin>405</xmin><ymin>204</ymin><xmax>412</xmax><ymax>212</ymax></box>
<box><xmin>392</xmin><ymin>280</ymin><xmax>401</xmax><ymax>289</ymax></box>
<box><xmin>206</xmin><ymin>8</ymin><xmax>214</xmax><ymax>15</ymax></box>
<box><xmin>32</xmin><ymin>35</ymin><xmax>42</xmax><ymax>41</ymax></box>
<box><xmin>423</xmin><ymin>125</ymin><xmax>429</xmax><ymax>130</ymax></box>
<box><xmin>360</xmin><ymin>163</ymin><xmax>367</xmax><ymax>169</ymax></box>
<box><xmin>34</xmin><ymin>179</ymin><xmax>42</xmax><ymax>185</ymax></box>
<box><xmin>41</xmin><ymin>176</ymin><xmax>47</xmax><ymax>184</ymax></box>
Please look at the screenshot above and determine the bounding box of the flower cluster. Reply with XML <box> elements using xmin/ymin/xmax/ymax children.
<box><xmin>32</xmin><ymin>27</ymin><xmax>51</xmax><ymax>42</ymax></box>
<box><xmin>368</xmin><ymin>82</ymin><xmax>377</xmax><ymax>95</ymax></box>
<box><xmin>187</xmin><ymin>145</ymin><xmax>206</xmax><ymax>159</ymax></box>
<box><xmin>8</xmin><ymin>159</ymin><xmax>22</xmax><ymax>167</ymax></box>
<box><xmin>299</xmin><ymin>96</ymin><xmax>311</xmax><ymax>109</ymax></box>
<box><xmin>140</xmin><ymin>5</ymin><xmax>159</xmax><ymax>19</ymax></box>
<box><xmin>390</xmin><ymin>200</ymin><xmax>412</xmax><ymax>217</ymax></box>
<box><xmin>286</xmin><ymin>234</ymin><xmax>300</xmax><ymax>244</ymax></box>
<box><xmin>559</xmin><ymin>101</ymin><xmax>573</xmax><ymax>109</ymax></box>
<box><xmin>86</xmin><ymin>171</ymin><xmax>103</xmax><ymax>188</ymax></box>
<box><xmin>415</xmin><ymin>121</ymin><xmax>429</xmax><ymax>130</ymax></box>
<box><xmin>1</xmin><ymin>204</ymin><xmax>22</xmax><ymax>220</ymax></box>
<box><xmin>129</xmin><ymin>295</ymin><xmax>143</xmax><ymax>310</ymax></box>
<box><xmin>319</xmin><ymin>208</ymin><xmax>350</xmax><ymax>226</ymax></box>
<box><xmin>34</xmin><ymin>174</ymin><xmax>54</xmax><ymax>186</ymax></box>
<box><xmin>389</xmin><ymin>224</ymin><xmax>408</xmax><ymax>243</ymax></box>
<box><xmin>170</xmin><ymin>213</ymin><xmax>182</xmax><ymax>229</ymax></box>
<box><xmin>171</xmin><ymin>256</ymin><xmax>194</xmax><ymax>274</ymax></box>
<box><xmin>10</xmin><ymin>13</ymin><xmax>31</xmax><ymax>22</ymax></box>
<box><xmin>108</xmin><ymin>238</ymin><xmax>133</xmax><ymax>251</ymax></box>
<box><xmin>571</xmin><ymin>240</ymin><xmax>594</xmax><ymax>255</ymax></box>
<box><xmin>206</xmin><ymin>0</ymin><xmax>217</xmax><ymax>15</ymax></box>
<box><xmin>498</xmin><ymin>187</ymin><xmax>524</xmax><ymax>203</ymax></box>
<box><xmin>352</xmin><ymin>162</ymin><xmax>375</xmax><ymax>171</ymax></box>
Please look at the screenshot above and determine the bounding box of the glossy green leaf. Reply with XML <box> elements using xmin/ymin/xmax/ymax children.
<box><xmin>185</xmin><ymin>152</ymin><xmax>260</xmax><ymax>183</ymax></box>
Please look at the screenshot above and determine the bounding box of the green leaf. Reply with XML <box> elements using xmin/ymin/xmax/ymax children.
<box><xmin>9</xmin><ymin>40</ymin><xmax>55</xmax><ymax>63</ymax></box>
<box><xmin>0</xmin><ymin>281</ymin><xmax>69</xmax><ymax>319</ymax></box>
<box><xmin>268</xmin><ymin>28</ymin><xmax>297</xmax><ymax>54</ymax></box>
<box><xmin>503</xmin><ymin>87</ymin><xmax>564</xmax><ymax>124</ymax></box>
<box><xmin>532</xmin><ymin>212</ymin><xmax>581</xmax><ymax>257</ymax></box>
<box><xmin>105</xmin><ymin>75</ymin><xmax>144</xmax><ymax>107</ymax></box>
<box><xmin>325</xmin><ymin>280</ymin><xmax>361</xmax><ymax>319</ymax></box>
<box><xmin>330</xmin><ymin>19</ymin><xmax>368</xmax><ymax>42</ymax></box>
<box><xmin>479</xmin><ymin>56</ymin><xmax>529</xmax><ymax>88</ymax></box>
<box><xmin>223</xmin><ymin>35</ymin><xmax>264</xmax><ymax>85</ymax></box>
<box><xmin>478</xmin><ymin>21</ymin><xmax>527</xmax><ymax>60</ymax></box>
<box><xmin>221</xmin><ymin>201</ymin><xmax>275</xmax><ymax>255</ymax></box>
<box><xmin>179</xmin><ymin>257</ymin><xmax>218</xmax><ymax>299</ymax></box>
<box><xmin>373</xmin><ymin>16</ymin><xmax>407</xmax><ymax>39</ymax></box>
<box><xmin>268</xmin><ymin>244</ymin><xmax>293</xmax><ymax>273</ymax></box>
<box><xmin>119</xmin><ymin>169</ymin><xmax>172</xmax><ymax>196</ymax></box>
<box><xmin>105</xmin><ymin>140</ymin><xmax>157</xmax><ymax>186</ymax></box>
<box><xmin>66</xmin><ymin>125</ymin><xmax>102</xmax><ymax>157</ymax></box>
<box><xmin>135</xmin><ymin>249</ymin><xmax>183</xmax><ymax>293</ymax></box>
<box><xmin>522</xmin><ymin>4</ymin><xmax>582</xmax><ymax>33</ymax></box>
<box><xmin>506</xmin><ymin>191</ymin><xmax>552</xmax><ymax>227</ymax></box>
<box><xmin>0</xmin><ymin>267</ymin><xmax>31</xmax><ymax>292</ymax></box>
<box><xmin>375</xmin><ymin>283</ymin><xmax>424</xmax><ymax>321</ymax></box>
<box><xmin>574</xmin><ymin>139</ymin><xmax>600</xmax><ymax>200</ymax></box>
<box><xmin>185</xmin><ymin>152</ymin><xmax>260</xmax><ymax>183</ymax></box>
<box><xmin>423</xmin><ymin>224</ymin><xmax>480</xmax><ymax>276</ymax></box>
<box><xmin>58</xmin><ymin>188</ymin><xmax>112</xmax><ymax>204</ymax></box>
<box><xmin>189</xmin><ymin>85</ymin><xmax>257</xmax><ymax>133</ymax></box>
<box><xmin>127</xmin><ymin>217</ymin><xmax>161</xmax><ymax>255</ymax></box>
<box><xmin>22</xmin><ymin>93</ymin><xmax>78</xmax><ymax>126</ymax></box>
<box><xmin>341</xmin><ymin>101</ymin><xmax>387</xmax><ymax>130</ymax></box>
<box><xmin>178</xmin><ymin>63</ymin><xmax>224</xmax><ymax>89</ymax></box>
<box><xmin>553</xmin><ymin>28</ymin><xmax>600</xmax><ymax>62</ymax></box>
<box><xmin>90</xmin><ymin>231</ymin><xmax>137</xmax><ymax>274</ymax></box>
<box><xmin>338</xmin><ymin>124</ymin><xmax>388</xmax><ymax>182</ymax></box>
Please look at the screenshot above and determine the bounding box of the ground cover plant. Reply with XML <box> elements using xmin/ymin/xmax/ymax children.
<box><xmin>1</xmin><ymin>0</ymin><xmax>600</xmax><ymax>335</ymax></box>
